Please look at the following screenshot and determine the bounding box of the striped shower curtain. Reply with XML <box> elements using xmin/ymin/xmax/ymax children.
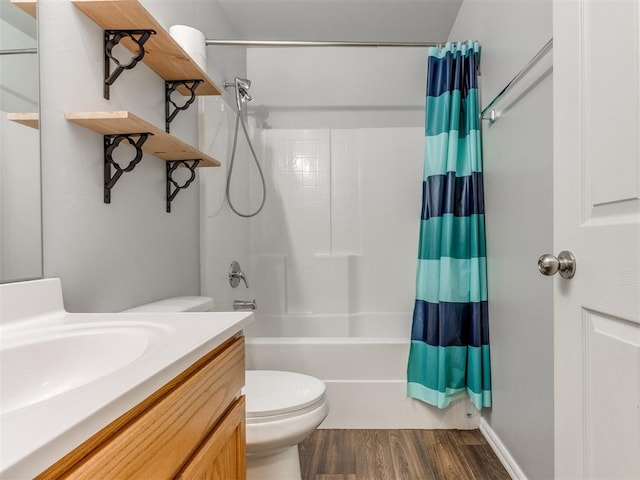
<box><xmin>406</xmin><ymin>41</ymin><xmax>492</xmax><ymax>410</ymax></box>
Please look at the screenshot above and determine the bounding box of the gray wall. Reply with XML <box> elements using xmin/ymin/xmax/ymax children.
<box><xmin>449</xmin><ymin>1</ymin><xmax>554</xmax><ymax>478</ymax></box>
<box><xmin>1</xmin><ymin>1</ymin><xmax>41</xmax><ymax>282</ymax></box>
<box><xmin>199</xmin><ymin>95</ymin><xmax>253</xmax><ymax>311</ymax></box>
<box><xmin>38</xmin><ymin>0</ymin><xmax>245</xmax><ymax>312</ymax></box>
<box><xmin>1</xmin><ymin>116</ymin><xmax>41</xmax><ymax>281</ymax></box>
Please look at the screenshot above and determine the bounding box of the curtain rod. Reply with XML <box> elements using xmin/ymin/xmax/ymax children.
<box><xmin>0</xmin><ymin>48</ymin><xmax>37</xmax><ymax>56</ymax></box>
<box><xmin>481</xmin><ymin>38</ymin><xmax>553</xmax><ymax>122</ymax></box>
<box><xmin>206</xmin><ymin>40</ymin><xmax>442</xmax><ymax>48</ymax></box>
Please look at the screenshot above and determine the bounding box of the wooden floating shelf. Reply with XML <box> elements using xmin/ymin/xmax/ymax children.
<box><xmin>70</xmin><ymin>0</ymin><xmax>222</xmax><ymax>96</ymax></box>
<box><xmin>7</xmin><ymin>112</ymin><xmax>39</xmax><ymax>129</ymax></box>
<box><xmin>11</xmin><ymin>0</ymin><xmax>37</xmax><ymax>18</ymax></box>
<box><xmin>65</xmin><ymin>111</ymin><xmax>221</xmax><ymax>167</ymax></box>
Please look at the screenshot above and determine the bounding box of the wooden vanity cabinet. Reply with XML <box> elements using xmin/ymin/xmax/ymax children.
<box><xmin>176</xmin><ymin>396</ymin><xmax>246</xmax><ymax>479</ymax></box>
<box><xmin>37</xmin><ymin>335</ymin><xmax>246</xmax><ymax>480</ymax></box>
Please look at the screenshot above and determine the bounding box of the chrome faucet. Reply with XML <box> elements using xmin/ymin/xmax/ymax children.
<box><xmin>229</xmin><ymin>260</ymin><xmax>248</xmax><ymax>288</ymax></box>
<box><xmin>233</xmin><ymin>299</ymin><xmax>257</xmax><ymax>310</ymax></box>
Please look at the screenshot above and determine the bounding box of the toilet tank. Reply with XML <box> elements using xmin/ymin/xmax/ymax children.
<box><xmin>122</xmin><ymin>296</ymin><xmax>214</xmax><ymax>313</ymax></box>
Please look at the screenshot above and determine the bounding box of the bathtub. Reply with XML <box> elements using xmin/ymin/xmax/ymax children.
<box><xmin>244</xmin><ymin>313</ymin><xmax>478</xmax><ymax>429</ymax></box>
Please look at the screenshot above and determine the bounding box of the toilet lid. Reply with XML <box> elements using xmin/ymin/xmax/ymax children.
<box><xmin>244</xmin><ymin>370</ymin><xmax>326</xmax><ymax>418</ymax></box>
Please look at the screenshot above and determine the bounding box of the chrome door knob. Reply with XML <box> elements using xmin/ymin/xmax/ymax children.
<box><xmin>537</xmin><ymin>251</ymin><xmax>576</xmax><ymax>279</ymax></box>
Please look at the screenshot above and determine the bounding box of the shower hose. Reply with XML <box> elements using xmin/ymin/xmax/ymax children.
<box><xmin>226</xmin><ymin>91</ymin><xmax>266</xmax><ymax>218</ymax></box>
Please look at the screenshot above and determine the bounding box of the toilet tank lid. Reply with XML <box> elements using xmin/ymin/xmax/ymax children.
<box><xmin>122</xmin><ymin>296</ymin><xmax>214</xmax><ymax>313</ymax></box>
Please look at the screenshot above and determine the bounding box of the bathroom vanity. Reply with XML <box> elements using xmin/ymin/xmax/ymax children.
<box><xmin>0</xmin><ymin>279</ymin><xmax>253</xmax><ymax>479</ymax></box>
<box><xmin>37</xmin><ymin>336</ymin><xmax>246</xmax><ymax>479</ymax></box>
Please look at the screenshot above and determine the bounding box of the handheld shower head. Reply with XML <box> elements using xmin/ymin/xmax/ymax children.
<box><xmin>224</xmin><ymin>76</ymin><xmax>253</xmax><ymax>106</ymax></box>
<box><xmin>235</xmin><ymin>77</ymin><xmax>251</xmax><ymax>90</ymax></box>
<box><xmin>236</xmin><ymin>77</ymin><xmax>253</xmax><ymax>103</ymax></box>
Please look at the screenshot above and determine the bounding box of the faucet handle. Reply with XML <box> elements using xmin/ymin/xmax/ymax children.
<box><xmin>229</xmin><ymin>261</ymin><xmax>249</xmax><ymax>288</ymax></box>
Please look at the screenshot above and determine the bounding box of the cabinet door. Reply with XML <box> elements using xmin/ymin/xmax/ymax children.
<box><xmin>177</xmin><ymin>396</ymin><xmax>246</xmax><ymax>480</ymax></box>
<box><xmin>38</xmin><ymin>337</ymin><xmax>245</xmax><ymax>480</ymax></box>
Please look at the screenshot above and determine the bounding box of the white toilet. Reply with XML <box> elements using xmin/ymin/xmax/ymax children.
<box><xmin>123</xmin><ymin>296</ymin><xmax>329</xmax><ymax>480</ymax></box>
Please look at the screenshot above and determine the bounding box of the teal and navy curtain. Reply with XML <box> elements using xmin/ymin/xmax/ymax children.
<box><xmin>407</xmin><ymin>41</ymin><xmax>491</xmax><ymax>410</ymax></box>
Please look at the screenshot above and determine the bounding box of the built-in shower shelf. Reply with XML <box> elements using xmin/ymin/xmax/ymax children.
<box><xmin>11</xmin><ymin>0</ymin><xmax>36</xmax><ymax>18</ymax></box>
<box><xmin>65</xmin><ymin>111</ymin><xmax>220</xmax><ymax>167</ymax></box>
<box><xmin>70</xmin><ymin>0</ymin><xmax>222</xmax><ymax>97</ymax></box>
<box><xmin>7</xmin><ymin>112</ymin><xmax>39</xmax><ymax>129</ymax></box>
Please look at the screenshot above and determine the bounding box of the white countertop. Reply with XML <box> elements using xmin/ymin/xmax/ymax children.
<box><xmin>0</xmin><ymin>310</ymin><xmax>253</xmax><ymax>478</ymax></box>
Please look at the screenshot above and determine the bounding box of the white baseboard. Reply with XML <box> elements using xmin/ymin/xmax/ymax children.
<box><xmin>478</xmin><ymin>417</ymin><xmax>527</xmax><ymax>480</ymax></box>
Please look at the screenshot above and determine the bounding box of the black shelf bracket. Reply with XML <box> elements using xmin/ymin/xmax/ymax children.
<box><xmin>166</xmin><ymin>159</ymin><xmax>200</xmax><ymax>213</ymax></box>
<box><xmin>104</xmin><ymin>133</ymin><xmax>152</xmax><ymax>204</ymax></box>
<box><xmin>165</xmin><ymin>80</ymin><xmax>203</xmax><ymax>133</ymax></box>
<box><xmin>104</xmin><ymin>29</ymin><xmax>156</xmax><ymax>100</ymax></box>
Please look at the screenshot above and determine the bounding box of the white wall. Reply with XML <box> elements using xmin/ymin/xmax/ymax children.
<box><xmin>38</xmin><ymin>0</ymin><xmax>245</xmax><ymax>312</ymax></box>
<box><xmin>448</xmin><ymin>1</ymin><xmax>554</xmax><ymax>478</ymax></box>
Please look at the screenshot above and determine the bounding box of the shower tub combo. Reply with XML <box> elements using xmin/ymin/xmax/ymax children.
<box><xmin>244</xmin><ymin>312</ymin><xmax>477</xmax><ymax>429</ymax></box>
<box><xmin>208</xmin><ymin>74</ymin><xmax>478</xmax><ymax>430</ymax></box>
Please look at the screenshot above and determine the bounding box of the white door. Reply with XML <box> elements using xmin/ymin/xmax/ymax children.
<box><xmin>553</xmin><ymin>0</ymin><xmax>640</xmax><ymax>478</ymax></box>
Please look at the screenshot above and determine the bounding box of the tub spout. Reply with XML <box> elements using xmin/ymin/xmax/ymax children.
<box><xmin>233</xmin><ymin>299</ymin><xmax>256</xmax><ymax>310</ymax></box>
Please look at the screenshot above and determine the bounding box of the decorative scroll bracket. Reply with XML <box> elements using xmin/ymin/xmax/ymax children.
<box><xmin>165</xmin><ymin>80</ymin><xmax>203</xmax><ymax>133</ymax></box>
<box><xmin>104</xmin><ymin>29</ymin><xmax>156</xmax><ymax>100</ymax></box>
<box><xmin>104</xmin><ymin>133</ymin><xmax>152</xmax><ymax>203</ymax></box>
<box><xmin>166</xmin><ymin>159</ymin><xmax>200</xmax><ymax>213</ymax></box>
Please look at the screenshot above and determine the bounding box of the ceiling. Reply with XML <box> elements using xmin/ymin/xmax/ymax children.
<box><xmin>214</xmin><ymin>0</ymin><xmax>463</xmax><ymax>43</ymax></box>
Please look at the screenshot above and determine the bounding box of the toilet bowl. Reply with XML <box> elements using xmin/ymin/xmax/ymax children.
<box><xmin>123</xmin><ymin>296</ymin><xmax>329</xmax><ymax>480</ymax></box>
<box><xmin>244</xmin><ymin>370</ymin><xmax>329</xmax><ymax>479</ymax></box>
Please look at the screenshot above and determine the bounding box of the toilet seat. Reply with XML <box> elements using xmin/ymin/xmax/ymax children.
<box><xmin>243</xmin><ymin>370</ymin><xmax>329</xmax><ymax>458</ymax></box>
<box><xmin>244</xmin><ymin>370</ymin><xmax>326</xmax><ymax>418</ymax></box>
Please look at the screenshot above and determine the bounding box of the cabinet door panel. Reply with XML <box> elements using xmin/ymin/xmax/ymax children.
<box><xmin>48</xmin><ymin>337</ymin><xmax>244</xmax><ymax>480</ymax></box>
<box><xmin>177</xmin><ymin>396</ymin><xmax>246</xmax><ymax>480</ymax></box>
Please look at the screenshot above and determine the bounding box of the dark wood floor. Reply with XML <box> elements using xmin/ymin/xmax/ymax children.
<box><xmin>299</xmin><ymin>429</ymin><xmax>511</xmax><ymax>480</ymax></box>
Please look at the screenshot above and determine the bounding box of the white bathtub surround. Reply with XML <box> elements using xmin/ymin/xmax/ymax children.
<box><xmin>0</xmin><ymin>279</ymin><xmax>253</xmax><ymax>478</ymax></box>
<box><xmin>249</xmin><ymin>254</ymin><xmax>355</xmax><ymax>315</ymax></box>
<box><xmin>239</xmin><ymin>127</ymin><xmax>480</xmax><ymax>429</ymax></box>
<box><xmin>248</xmin><ymin>128</ymin><xmax>422</xmax><ymax>316</ymax></box>
<box><xmin>202</xmin><ymin>53</ymin><xmax>480</xmax><ymax>433</ymax></box>
<box><xmin>244</xmin><ymin>312</ymin><xmax>409</xmax><ymax>338</ymax></box>
<box><xmin>249</xmin><ymin>255</ymin><xmax>288</xmax><ymax>314</ymax></box>
<box><xmin>245</xmin><ymin>313</ymin><xmax>479</xmax><ymax>429</ymax></box>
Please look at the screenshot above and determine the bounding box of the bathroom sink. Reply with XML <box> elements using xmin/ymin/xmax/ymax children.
<box><xmin>0</xmin><ymin>322</ymin><xmax>168</xmax><ymax>414</ymax></box>
<box><xmin>0</xmin><ymin>278</ymin><xmax>255</xmax><ymax>478</ymax></box>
